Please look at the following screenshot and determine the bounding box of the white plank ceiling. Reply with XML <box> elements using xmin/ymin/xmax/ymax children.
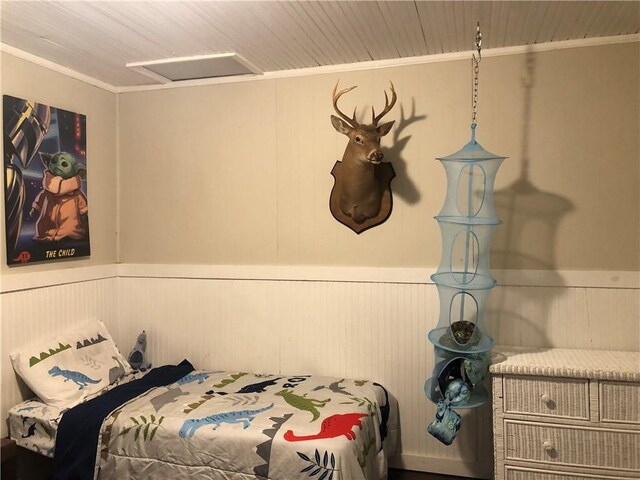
<box><xmin>1</xmin><ymin>1</ymin><xmax>639</xmax><ymax>88</ymax></box>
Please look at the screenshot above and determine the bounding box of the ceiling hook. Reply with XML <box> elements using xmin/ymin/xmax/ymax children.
<box><xmin>473</xmin><ymin>21</ymin><xmax>482</xmax><ymax>64</ymax></box>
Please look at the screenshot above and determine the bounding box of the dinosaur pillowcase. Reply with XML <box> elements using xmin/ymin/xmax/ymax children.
<box><xmin>10</xmin><ymin>321</ymin><xmax>132</xmax><ymax>409</ymax></box>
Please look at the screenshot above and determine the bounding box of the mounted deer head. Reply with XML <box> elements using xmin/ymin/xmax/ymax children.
<box><xmin>330</xmin><ymin>81</ymin><xmax>397</xmax><ymax>165</ymax></box>
<box><xmin>329</xmin><ymin>81</ymin><xmax>398</xmax><ymax>232</ymax></box>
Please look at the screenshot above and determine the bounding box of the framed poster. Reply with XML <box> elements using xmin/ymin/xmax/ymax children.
<box><xmin>3</xmin><ymin>95</ymin><xmax>90</xmax><ymax>265</ymax></box>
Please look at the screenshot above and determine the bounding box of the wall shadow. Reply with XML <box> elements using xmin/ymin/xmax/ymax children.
<box><xmin>451</xmin><ymin>49</ymin><xmax>576</xmax><ymax>479</ymax></box>
<box><xmin>487</xmin><ymin>49</ymin><xmax>574</xmax><ymax>348</ymax></box>
<box><xmin>384</xmin><ymin>99</ymin><xmax>426</xmax><ymax>205</ymax></box>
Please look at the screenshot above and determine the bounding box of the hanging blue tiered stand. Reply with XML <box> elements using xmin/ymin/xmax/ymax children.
<box><xmin>425</xmin><ymin>24</ymin><xmax>507</xmax><ymax>445</ymax></box>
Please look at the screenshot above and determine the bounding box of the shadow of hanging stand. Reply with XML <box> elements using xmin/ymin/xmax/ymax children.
<box><xmin>488</xmin><ymin>174</ymin><xmax>574</xmax><ymax>347</ymax></box>
<box><xmin>493</xmin><ymin>176</ymin><xmax>573</xmax><ymax>270</ymax></box>
<box><xmin>492</xmin><ymin>49</ymin><xmax>573</xmax><ymax>271</ymax></box>
<box><xmin>487</xmin><ymin>49</ymin><xmax>573</xmax><ymax>348</ymax></box>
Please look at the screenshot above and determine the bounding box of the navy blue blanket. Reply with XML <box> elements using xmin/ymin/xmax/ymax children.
<box><xmin>53</xmin><ymin>359</ymin><xmax>194</xmax><ymax>480</ymax></box>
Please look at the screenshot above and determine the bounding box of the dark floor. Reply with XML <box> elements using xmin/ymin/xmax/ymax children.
<box><xmin>13</xmin><ymin>447</ymin><xmax>466</xmax><ymax>480</ymax></box>
<box><xmin>389</xmin><ymin>469</ymin><xmax>466</xmax><ymax>480</ymax></box>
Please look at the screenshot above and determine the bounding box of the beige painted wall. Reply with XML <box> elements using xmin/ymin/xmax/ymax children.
<box><xmin>0</xmin><ymin>52</ymin><xmax>118</xmax><ymax>275</ymax></box>
<box><xmin>1</xmin><ymin>42</ymin><xmax>638</xmax><ymax>272</ymax></box>
<box><xmin>118</xmin><ymin>42</ymin><xmax>639</xmax><ymax>271</ymax></box>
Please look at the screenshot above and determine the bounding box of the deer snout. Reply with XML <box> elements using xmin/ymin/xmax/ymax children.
<box><xmin>368</xmin><ymin>150</ymin><xmax>384</xmax><ymax>164</ymax></box>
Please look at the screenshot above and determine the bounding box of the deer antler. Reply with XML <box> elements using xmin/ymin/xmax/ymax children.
<box><xmin>372</xmin><ymin>81</ymin><xmax>397</xmax><ymax>126</ymax></box>
<box><xmin>333</xmin><ymin>81</ymin><xmax>359</xmax><ymax>128</ymax></box>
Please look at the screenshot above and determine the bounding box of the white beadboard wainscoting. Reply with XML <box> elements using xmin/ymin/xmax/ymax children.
<box><xmin>1</xmin><ymin>264</ymin><xmax>638</xmax><ymax>478</ymax></box>
<box><xmin>0</xmin><ymin>269</ymin><xmax>119</xmax><ymax>439</ymax></box>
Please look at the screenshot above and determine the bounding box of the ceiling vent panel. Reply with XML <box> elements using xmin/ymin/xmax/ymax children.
<box><xmin>126</xmin><ymin>53</ymin><xmax>261</xmax><ymax>83</ymax></box>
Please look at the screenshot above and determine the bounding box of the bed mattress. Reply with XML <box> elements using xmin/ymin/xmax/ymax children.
<box><xmin>96</xmin><ymin>370</ymin><xmax>397</xmax><ymax>479</ymax></box>
<box><xmin>8</xmin><ymin>398</ymin><xmax>60</xmax><ymax>457</ymax></box>
<box><xmin>8</xmin><ymin>370</ymin><xmax>145</xmax><ymax>458</ymax></box>
<box><xmin>10</xmin><ymin>367</ymin><xmax>397</xmax><ymax>480</ymax></box>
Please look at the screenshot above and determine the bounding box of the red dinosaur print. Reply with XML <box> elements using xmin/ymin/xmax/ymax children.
<box><xmin>284</xmin><ymin>413</ymin><xmax>367</xmax><ymax>442</ymax></box>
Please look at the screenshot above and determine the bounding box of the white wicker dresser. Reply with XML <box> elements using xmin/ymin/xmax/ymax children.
<box><xmin>491</xmin><ymin>347</ymin><xmax>640</xmax><ymax>480</ymax></box>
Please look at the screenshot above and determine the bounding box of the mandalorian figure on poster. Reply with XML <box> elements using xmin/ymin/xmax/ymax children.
<box><xmin>4</xmin><ymin>96</ymin><xmax>51</xmax><ymax>252</ymax></box>
<box><xmin>3</xmin><ymin>95</ymin><xmax>90</xmax><ymax>265</ymax></box>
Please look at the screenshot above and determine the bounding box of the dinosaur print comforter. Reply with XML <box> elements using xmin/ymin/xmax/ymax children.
<box><xmin>95</xmin><ymin>369</ymin><xmax>397</xmax><ymax>479</ymax></box>
<box><xmin>8</xmin><ymin>370</ymin><xmax>147</xmax><ymax>458</ymax></box>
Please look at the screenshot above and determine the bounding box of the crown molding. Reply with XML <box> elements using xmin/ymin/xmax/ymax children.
<box><xmin>118</xmin><ymin>34</ymin><xmax>640</xmax><ymax>93</ymax></box>
<box><xmin>0</xmin><ymin>43</ymin><xmax>119</xmax><ymax>93</ymax></box>
<box><xmin>3</xmin><ymin>34</ymin><xmax>639</xmax><ymax>95</ymax></box>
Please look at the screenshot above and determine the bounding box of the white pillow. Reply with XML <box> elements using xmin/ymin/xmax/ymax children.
<box><xmin>10</xmin><ymin>321</ymin><xmax>132</xmax><ymax>409</ymax></box>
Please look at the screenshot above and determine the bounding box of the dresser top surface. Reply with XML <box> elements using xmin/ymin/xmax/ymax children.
<box><xmin>490</xmin><ymin>346</ymin><xmax>640</xmax><ymax>381</ymax></box>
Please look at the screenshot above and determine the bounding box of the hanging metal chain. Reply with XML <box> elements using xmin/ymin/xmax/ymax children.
<box><xmin>471</xmin><ymin>22</ymin><xmax>482</xmax><ymax>126</ymax></box>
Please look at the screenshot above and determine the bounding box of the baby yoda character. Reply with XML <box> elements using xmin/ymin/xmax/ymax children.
<box><xmin>128</xmin><ymin>330</ymin><xmax>151</xmax><ymax>371</ymax></box>
<box><xmin>30</xmin><ymin>152</ymin><xmax>89</xmax><ymax>242</ymax></box>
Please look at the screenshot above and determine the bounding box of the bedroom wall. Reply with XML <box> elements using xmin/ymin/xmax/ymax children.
<box><xmin>0</xmin><ymin>269</ymin><xmax>118</xmax><ymax>439</ymax></box>
<box><xmin>117</xmin><ymin>41</ymin><xmax>640</xmax><ymax>271</ymax></box>
<box><xmin>113</xmin><ymin>40</ymin><xmax>639</xmax><ymax>477</ymax></box>
<box><xmin>0</xmin><ymin>40</ymin><xmax>638</xmax><ymax>478</ymax></box>
<box><xmin>0</xmin><ymin>52</ymin><xmax>119</xmax><ymax>274</ymax></box>
<box><xmin>112</xmin><ymin>265</ymin><xmax>638</xmax><ymax>477</ymax></box>
<box><xmin>0</xmin><ymin>53</ymin><xmax>119</xmax><ymax>438</ymax></box>
<box><xmin>1</xmin><ymin>266</ymin><xmax>637</xmax><ymax>475</ymax></box>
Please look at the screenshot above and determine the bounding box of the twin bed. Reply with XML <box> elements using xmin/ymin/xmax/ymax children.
<box><xmin>8</xmin><ymin>321</ymin><xmax>398</xmax><ymax>479</ymax></box>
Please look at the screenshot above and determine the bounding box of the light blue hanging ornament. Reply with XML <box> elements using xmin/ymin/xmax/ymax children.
<box><xmin>425</xmin><ymin>23</ymin><xmax>507</xmax><ymax>445</ymax></box>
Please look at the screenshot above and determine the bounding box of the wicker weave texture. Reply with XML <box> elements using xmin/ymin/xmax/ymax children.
<box><xmin>505</xmin><ymin>420</ymin><xmax>640</xmax><ymax>471</ymax></box>
<box><xmin>505</xmin><ymin>465</ymin><xmax>632</xmax><ymax>479</ymax></box>
<box><xmin>504</xmin><ymin>376</ymin><xmax>589</xmax><ymax>420</ymax></box>
<box><xmin>494</xmin><ymin>348</ymin><xmax>640</xmax><ymax>480</ymax></box>
<box><xmin>600</xmin><ymin>381</ymin><xmax>640</xmax><ymax>424</ymax></box>
<box><xmin>491</xmin><ymin>348</ymin><xmax>640</xmax><ymax>381</ymax></box>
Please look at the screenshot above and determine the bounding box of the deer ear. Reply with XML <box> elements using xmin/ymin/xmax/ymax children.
<box><xmin>331</xmin><ymin>115</ymin><xmax>353</xmax><ymax>136</ymax></box>
<box><xmin>377</xmin><ymin>120</ymin><xmax>395</xmax><ymax>137</ymax></box>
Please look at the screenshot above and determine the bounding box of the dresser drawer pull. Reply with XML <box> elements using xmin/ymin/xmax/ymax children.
<box><xmin>542</xmin><ymin>440</ymin><xmax>557</xmax><ymax>457</ymax></box>
<box><xmin>540</xmin><ymin>393</ymin><xmax>556</xmax><ymax>409</ymax></box>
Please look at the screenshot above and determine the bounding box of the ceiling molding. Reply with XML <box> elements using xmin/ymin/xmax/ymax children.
<box><xmin>0</xmin><ymin>43</ymin><xmax>119</xmax><ymax>93</ymax></box>
<box><xmin>117</xmin><ymin>33</ymin><xmax>640</xmax><ymax>93</ymax></box>
<box><xmin>2</xmin><ymin>34</ymin><xmax>639</xmax><ymax>95</ymax></box>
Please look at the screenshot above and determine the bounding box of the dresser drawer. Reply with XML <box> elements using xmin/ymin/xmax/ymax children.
<box><xmin>505</xmin><ymin>465</ymin><xmax>632</xmax><ymax>479</ymax></box>
<box><xmin>600</xmin><ymin>381</ymin><xmax>640</xmax><ymax>425</ymax></box>
<box><xmin>505</xmin><ymin>420</ymin><xmax>640</xmax><ymax>472</ymax></box>
<box><xmin>503</xmin><ymin>376</ymin><xmax>589</xmax><ymax>420</ymax></box>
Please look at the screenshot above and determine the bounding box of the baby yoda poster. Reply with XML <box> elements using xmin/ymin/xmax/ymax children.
<box><xmin>3</xmin><ymin>95</ymin><xmax>90</xmax><ymax>265</ymax></box>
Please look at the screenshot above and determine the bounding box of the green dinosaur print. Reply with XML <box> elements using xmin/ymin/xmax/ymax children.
<box><xmin>119</xmin><ymin>415</ymin><xmax>164</xmax><ymax>442</ymax></box>
<box><xmin>212</xmin><ymin>372</ymin><xmax>247</xmax><ymax>389</ymax></box>
<box><xmin>340</xmin><ymin>396</ymin><xmax>375</xmax><ymax>412</ymax></box>
<box><xmin>183</xmin><ymin>393</ymin><xmax>215</xmax><ymax>414</ymax></box>
<box><xmin>76</xmin><ymin>333</ymin><xmax>107</xmax><ymax>349</ymax></box>
<box><xmin>357</xmin><ymin>428</ymin><xmax>376</xmax><ymax>468</ymax></box>
<box><xmin>275</xmin><ymin>389</ymin><xmax>331</xmax><ymax>422</ymax></box>
<box><xmin>29</xmin><ymin>343</ymin><xmax>71</xmax><ymax>367</ymax></box>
